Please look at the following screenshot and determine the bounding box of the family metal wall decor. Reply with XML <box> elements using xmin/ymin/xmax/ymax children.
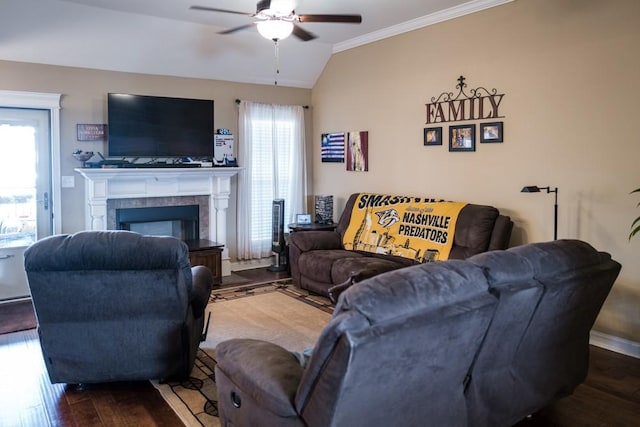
<box><xmin>423</xmin><ymin>76</ymin><xmax>506</xmax><ymax>151</ymax></box>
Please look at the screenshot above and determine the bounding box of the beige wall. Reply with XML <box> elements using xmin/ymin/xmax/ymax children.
<box><xmin>0</xmin><ymin>60</ymin><xmax>313</xmax><ymax>261</ymax></box>
<box><xmin>312</xmin><ymin>0</ymin><xmax>640</xmax><ymax>343</ymax></box>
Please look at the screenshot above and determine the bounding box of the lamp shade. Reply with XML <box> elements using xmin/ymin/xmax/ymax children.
<box><xmin>521</xmin><ymin>186</ymin><xmax>541</xmax><ymax>193</ymax></box>
<box><xmin>257</xmin><ymin>20</ymin><xmax>294</xmax><ymax>40</ymax></box>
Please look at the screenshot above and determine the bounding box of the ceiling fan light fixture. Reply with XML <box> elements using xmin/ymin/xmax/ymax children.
<box><xmin>257</xmin><ymin>19</ymin><xmax>294</xmax><ymax>40</ymax></box>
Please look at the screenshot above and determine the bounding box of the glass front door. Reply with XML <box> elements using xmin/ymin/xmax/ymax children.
<box><xmin>0</xmin><ymin>107</ymin><xmax>52</xmax><ymax>301</ymax></box>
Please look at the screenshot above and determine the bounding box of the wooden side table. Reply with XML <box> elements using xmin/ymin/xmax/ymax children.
<box><xmin>288</xmin><ymin>222</ymin><xmax>338</xmax><ymax>232</ymax></box>
<box><xmin>186</xmin><ymin>239</ymin><xmax>224</xmax><ymax>285</ymax></box>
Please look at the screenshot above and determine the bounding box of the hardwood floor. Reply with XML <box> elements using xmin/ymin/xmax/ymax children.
<box><xmin>0</xmin><ymin>299</ymin><xmax>36</xmax><ymax>334</ymax></box>
<box><xmin>0</xmin><ymin>329</ymin><xmax>181</xmax><ymax>426</ymax></box>
<box><xmin>512</xmin><ymin>346</ymin><xmax>640</xmax><ymax>426</ymax></box>
<box><xmin>1</xmin><ymin>268</ymin><xmax>639</xmax><ymax>426</ymax></box>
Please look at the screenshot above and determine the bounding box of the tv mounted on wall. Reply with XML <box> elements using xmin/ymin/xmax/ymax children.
<box><xmin>107</xmin><ymin>93</ymin><xmax>214</xmax><ymax>158</ymax></box>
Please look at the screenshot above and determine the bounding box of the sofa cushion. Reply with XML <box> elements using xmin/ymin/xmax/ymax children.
<box><xmin>449</xmin><ymin>204</ymin><xmax>500</xmax><ymax>258</ymax></box>
<box><xmin>298</xmin><ymin>250</ymin><xmax>365</xmax><ymax>283</ymax></box>
<box><xmin>331</xmin><ymin>256</ymin><xmax>407</xmax><ymax>284</ymax></box>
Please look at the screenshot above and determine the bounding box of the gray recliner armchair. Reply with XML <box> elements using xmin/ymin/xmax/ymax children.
<box><xmin>24</xmin><ymin>230</ymin><xmax>213</xmax><ymax>384</ymax></box>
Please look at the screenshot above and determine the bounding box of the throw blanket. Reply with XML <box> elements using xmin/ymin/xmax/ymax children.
<box><xmin>342</xmin><ymin>193</ymin><xmax>467</xmax><ymax>262</ymax></box>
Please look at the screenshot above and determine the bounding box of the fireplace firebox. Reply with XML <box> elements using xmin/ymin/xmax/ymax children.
<box><xmin>116</xmin><ymin>205</ymin><xmax>199</xmax><ymax>241</ymax></box>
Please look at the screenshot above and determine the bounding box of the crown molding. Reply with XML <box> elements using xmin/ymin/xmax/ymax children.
<box><xmin>333</xmin><ymin>0</ymin><xmax>515</xmax><ymax>54</ymax></box>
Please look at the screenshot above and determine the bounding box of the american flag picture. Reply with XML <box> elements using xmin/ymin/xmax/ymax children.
<box><xmin>321</xmin><ymin>132</ymin><xmax>345</xmax><ymax>163</ymax></box>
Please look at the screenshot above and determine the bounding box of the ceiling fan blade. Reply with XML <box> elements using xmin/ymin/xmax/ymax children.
<box><xmin>218</xmin><ymin>23</ymin><xmax>257</xmax><ymax>35</ymax></box>
<box><xmin>190</xmin><ymin>5</ymin><xmax>252</xmax><ymax>16</ymax></box>
<box><xmin>297</xmin><ymin>14</ymin><xmax>362</xmax><ymax>24</ymax></box>
<box><xmin>292</xmin><ymin>24</ymin><xmax>317</xmax><ymax>42</ymax></box>
<box><xmin>256</xmin><ymin>0</ymin><xmax>272</xmax><ymax>13</ymax></box>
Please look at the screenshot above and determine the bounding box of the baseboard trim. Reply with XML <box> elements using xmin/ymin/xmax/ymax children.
<box><xmin>0</xmin><ymin>296</ymin><xmax>32</xmax><ymax>305</ymax></box>
<box><xmin>230</xmin><ymin>258</ymin><xmax>272</xmax><ymax>272</ymax></box>
<box><xmin>590</xmin><ymin>330</ymin><xmax>640</xmax><ymax>359</ymax></box>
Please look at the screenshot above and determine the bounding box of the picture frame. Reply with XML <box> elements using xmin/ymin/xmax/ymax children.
<box><xmin>296</xmin><ymin>213</ymin><xmax>312</xmax><ymax>225</ymax></box>
<box><xmin>424</xmin><ymin>127</ymin><xmax>442</xmax><ymax>146</ymax></box>
<box><xmin>321</xmin><ymin>132</ymin><xmax>345</xmax><ymax>163</ymax></box>
<box><xmin>480</xmin><ymin>122</ymin><xmax>503</xmax><ymax>143</ymax></box>
<box><xmin>449</xmin><ymin>124</ymin><xmax>475</xmax><ymax>152</ymax></box>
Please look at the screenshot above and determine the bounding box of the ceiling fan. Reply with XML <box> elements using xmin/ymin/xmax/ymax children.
<box><xmin>190</xmin><ymin>0</ymin><xmax>362</xmax><ymax>42</ymax></box>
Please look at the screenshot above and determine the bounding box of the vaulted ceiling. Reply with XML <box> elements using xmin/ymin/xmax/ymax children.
<box><xmin>0</xmin><ymin>0</ymin><xmax>512</xmax><ymax>88</ymax></box>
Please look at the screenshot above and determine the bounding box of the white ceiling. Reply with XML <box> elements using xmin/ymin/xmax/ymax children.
<box><xmin>0</xmin><ymin>0</ymin><xmax>512</xmax><ymax>88</ymax></box>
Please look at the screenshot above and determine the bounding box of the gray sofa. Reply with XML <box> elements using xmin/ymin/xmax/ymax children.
<box><xmin>24</xmin><ymin>230</ymin><xmax>213</xmax><ymax>384</ymax></box>
<box><xmin>214</xmin><ymin>240</ymin><xmax>620</xmax><ymax>427</ymax></box>
<box><xmin>289</xmin><ymin>192</ymin><xmax>513</xmax><ymax>297</ymax></box>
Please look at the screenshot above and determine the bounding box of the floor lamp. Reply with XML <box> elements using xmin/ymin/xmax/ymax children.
<box><xmin>521</xmin><ymin>185</ymin><xmax>558</xmax><ymax>240</ymax></box>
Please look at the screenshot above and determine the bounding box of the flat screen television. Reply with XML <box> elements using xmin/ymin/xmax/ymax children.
<box><xmin>107</xmin><ymin>93</ymin><xmax>214</xmax><ymax>158</ymax></box>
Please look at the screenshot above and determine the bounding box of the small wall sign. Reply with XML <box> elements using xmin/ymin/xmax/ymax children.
<box><xmin>77</xmin><ymin>124</ymin><xmax>106</xmax><ymax>141</ymax></box>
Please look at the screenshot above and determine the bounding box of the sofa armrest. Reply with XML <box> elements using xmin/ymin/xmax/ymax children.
<box><xmin>288</xmin><ymin>231</ymin><xmax>343</xmax><ymax>287</ymax></box>
<box><xmin>488</xmin><ymin>215</ymin><xmax>513</xmax><ymax>251</ymax></box>
<box><xmin>216</xmin><ymin>338</ymin><xmax>304</xmax><ymax>417</ymax></box>
<box><xmin>327</xmin><ymin>270</ymin><xmax>374</xmax><ymax>304</ymax></box>
<box><xmin>190</xmin><ymin>265</ymin><xmax>213</xmax><ymax>318</ymax></box>
<box><xmin>288</xmin><ymin>230</ymin><xmax>342</xmax><ymax>252</ymax></box>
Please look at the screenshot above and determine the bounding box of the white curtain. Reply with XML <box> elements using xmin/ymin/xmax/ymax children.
<box><xmin>236</xmin><ymin>101</ymin><xmax>307</xmax><ymax>260</ymax></box>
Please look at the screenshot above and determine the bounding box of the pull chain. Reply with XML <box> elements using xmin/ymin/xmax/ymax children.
<box><xmin>273</xmin><ymin>39</ymin><xmax>280</xmax><ymax>86</ymax></box>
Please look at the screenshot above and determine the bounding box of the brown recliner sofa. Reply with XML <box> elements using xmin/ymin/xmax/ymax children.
<box><xmin>289</xmin><ymin>193</ymin><xmax>513</xmax><ymax>297</ymax></box>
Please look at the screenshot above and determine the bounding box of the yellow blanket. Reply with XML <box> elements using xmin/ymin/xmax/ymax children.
<box><xmin>342</xmin><ymin>193</ymin><xmax>467</xmax><ymax>262</ymax></box>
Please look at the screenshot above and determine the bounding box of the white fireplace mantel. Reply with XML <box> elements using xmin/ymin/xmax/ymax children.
<box><xmin>74</xmin><ymin>167</ymin><xmax>241</xmax><ymax>275</ymax></box>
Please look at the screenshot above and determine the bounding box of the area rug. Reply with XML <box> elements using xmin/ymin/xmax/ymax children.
<box><xmin>152</xmin><ymin>280</ymin><xmax>333</xmax><ymax>426</ymax></box>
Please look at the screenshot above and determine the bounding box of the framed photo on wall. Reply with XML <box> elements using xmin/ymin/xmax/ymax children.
<box><xmin>424</xmin><ymin>127</ymin><xmax>442</xmax><ymax>146</ymax></box>
<box><xmin>449</xmin><ymin>124</ymin><xmax>475</xmax><ymax>152</ymax></box>
<box><xmin>480</xmin><ymin>122</ymin><xmax>503</xmax><ymax>143</ymax></box>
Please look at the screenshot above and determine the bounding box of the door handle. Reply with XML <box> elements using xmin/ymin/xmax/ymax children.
<box><xmin>44</xmin><ymin>192</ymin><xmax>49</xmax><ymax>210</ymax></box>
<box><xmin>0</xmin><ymin>254</ymin><xmax>15</xmax><ymax>260</ymax></box>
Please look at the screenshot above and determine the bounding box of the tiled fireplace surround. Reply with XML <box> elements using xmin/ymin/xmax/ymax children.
<box><xmin>75</xmin><ymin>168</ymin><xmax>241</xmax><ymax>276</ymax></box>
<box><xmin>107</xmin><ymin>196</ymin><xmax>208</xmax><ymax>239</ymax></box>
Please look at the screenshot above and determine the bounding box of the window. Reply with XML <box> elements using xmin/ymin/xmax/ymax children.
<box><xmin>236</xmin><ymin>102</ymin><xmax>306</xmax><ymax>260</ymax></box>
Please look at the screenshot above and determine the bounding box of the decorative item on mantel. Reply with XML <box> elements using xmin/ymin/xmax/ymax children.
<box><xmin>72</xmin><ymin>150</ymin><xmax>94</xmax><ymax>168</ymax></box>
<box><xmin>214</xmin><ymin>129</ymin><xmax>237</xmax><ymax>167</ymax></box>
